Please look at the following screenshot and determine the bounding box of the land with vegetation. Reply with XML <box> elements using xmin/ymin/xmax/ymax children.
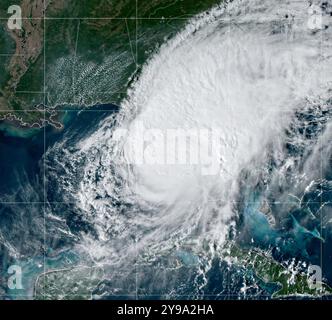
<box><xmin>0</xmin><ymin>0</ymin><xmax>220</xmax><ymax>129</ymax></box>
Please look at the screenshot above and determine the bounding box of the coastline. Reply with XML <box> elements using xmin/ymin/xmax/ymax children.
<box><xmin>0</xmin><ymin>104</ymin><xmax>120</xmax><ymax>138</ymax></box>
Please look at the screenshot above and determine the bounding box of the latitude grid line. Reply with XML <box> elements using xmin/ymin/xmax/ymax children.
<box><xmin>0</xmin><ymin>17</ymin><xmax>202</xmax><ymax>20</ymax></box>
<box><xmin>0</xmin><ymin>17</ymin><xmax>317</xmax><ymax>20</ymax></box>
<box><xmin>1</xmin><ymin>201</ymin><xmax>329</xmax><ymax>204</ymax></box>
<box><xmin>0</xmin><ymin>294</ymin><xmax>298</xmax><ymax>298</ymax></box>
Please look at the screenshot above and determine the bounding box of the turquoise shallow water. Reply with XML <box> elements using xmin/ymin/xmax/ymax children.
<box><xmin>0</xmin><ymin>122</ymin><xmax>40</xmax><ymax>139</ymax></box>
<box><xmin>0</xmin><ymin>105</ymin><xmax>119</xmax><ymax>299</ymax></box>
<box><xmin>6</xmin><ymin>249</ymin><xmax>80</xmax><ymax>300</ymax></box>
<box><xmin>0</xmin><ymin>102</ymin><xmax>332</xmax><ymax>299</ymax></box>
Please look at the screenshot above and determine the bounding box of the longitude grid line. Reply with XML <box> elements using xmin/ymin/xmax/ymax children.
<box><xmin>125</xmin><ymin>18</ymin><xmax>136</xmax><ymax>65</ymax></box>
<box><xmin>43</xmin><ymin>0</ymin><xmax>46</xmax><ymax>301</ymax></box>
<box><xmin>320</xmin><ymin>3</ymin><xmax>324</xmax><ymax>300</ymax></box>
<box><xmin>135</xmin><ymin>0</ymin><xmax>138</xmax><ymax>301</ymax></box>
<box><xmin>227</xmin><ymin>10</ymin><xmax>231</xmax><ymax>299</ymax></box>
<box><xmin>73</xmin><ymin>19</ymin><xmax>80</xmax><ymax>104</ymax></box>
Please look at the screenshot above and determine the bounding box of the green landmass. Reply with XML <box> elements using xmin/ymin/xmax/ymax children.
<box><xmin>34</xmin><ymin>243</ymin><xmax>332</xmax><ymax>300</ymax></box>
<box><xmin>226</xmin><ymin>244</ymin><xmax>332</xmax><ymax>298</ymax></box>
<box><xmin>0</xmin><ymin>0</ymin><xmax>220</xmax><ymax>129</ymax></box>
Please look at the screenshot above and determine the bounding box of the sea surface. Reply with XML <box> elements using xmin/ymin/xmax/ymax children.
<box><xmin>0</xmin><ymin>105</ymin><xmax>119</xmax><ymax>299</ymax></box>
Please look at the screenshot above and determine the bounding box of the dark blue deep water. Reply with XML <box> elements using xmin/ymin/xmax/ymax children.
<box><xmin>0</xmin><ymin>103</ymin><xmax>331</xmax><ymax>299</ymax></box>
<box><xmin>0</xmin><ymin>105</ymin><xmax>119</xmax><ymax>298</ymax></box>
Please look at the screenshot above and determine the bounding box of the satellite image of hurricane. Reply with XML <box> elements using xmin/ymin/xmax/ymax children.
<box><xmin>0</xmin><ymin>0</ymin><xmax>332</xmax><ymax>302</ymax></box>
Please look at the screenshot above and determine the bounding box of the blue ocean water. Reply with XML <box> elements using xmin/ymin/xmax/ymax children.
<box><xmin>0</xmin><ymin>128</ymin><xmax>42</xmax><ymax>195</ymax></box>
<box><xmin>0</xmin><ymin>105</ymin><xmax>119</xmax><ymax>298</ymax></box>
<box><xmin>0</xmin><ymin>102</ymin><xmax>331</xmax><ymax>299</ymax></box>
